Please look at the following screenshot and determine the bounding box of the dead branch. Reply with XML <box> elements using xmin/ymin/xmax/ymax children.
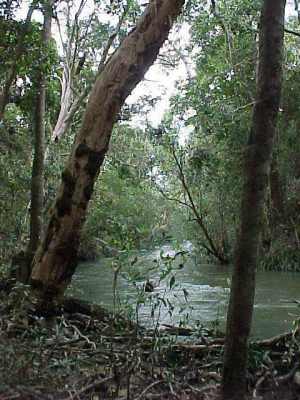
<box><xmin>134</xmin><ymin>380</ymin><xmax>163</xmax><ymax>400</ymax></box>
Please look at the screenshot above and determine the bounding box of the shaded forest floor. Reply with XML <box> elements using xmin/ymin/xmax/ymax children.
<box><xmin>0</xmin><ymin>283</ymin><xmax>300</xmax><ymax>400</ymax></box>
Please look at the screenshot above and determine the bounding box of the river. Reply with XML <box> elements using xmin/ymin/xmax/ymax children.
<box><xmin>70</xmin><ymin>243</ymin><xmax>300</xmax><ymax>339</ymax></box>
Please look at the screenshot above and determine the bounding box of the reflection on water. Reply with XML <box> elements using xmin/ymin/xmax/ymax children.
<box><xmin>70</xmin><ymin>243</ymin><xmax>300</xmax><ymax>339</ymax></box>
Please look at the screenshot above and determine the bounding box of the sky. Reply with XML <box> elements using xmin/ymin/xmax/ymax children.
<box><xmin>15</xmin><ymin>0</ymin><xmax>299</xmax><ymax>132</ymax></box>
<box><xmin>130</xmin><ymin>0</ymin><xmax>299</xmax><ymax>130</ymax></box>
<box><xmin>130</xmin><ymin>0</ymin><xmax>298</xmax><ymax>125</ymax></box>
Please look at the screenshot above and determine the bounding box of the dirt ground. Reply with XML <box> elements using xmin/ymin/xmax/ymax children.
<box><xmin>1</xmin><ymin>285</ymin><xmax>300</xmax><ymax>400</ymax></box>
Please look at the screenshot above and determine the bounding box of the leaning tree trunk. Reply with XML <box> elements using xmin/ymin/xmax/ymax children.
<box><xmin>26</xmin><ymin>1</ymin><xmax>53</xmax><ymax>281</ymax></box>
<box><xmin>222</xmin><ymin>1</ymin><xmax>286</xmax><ymax>399</ymax></box>
<box><xmin>30</xmin><ymin>0</ymin><xmax>185</xmax><ymax>303</ymax></box>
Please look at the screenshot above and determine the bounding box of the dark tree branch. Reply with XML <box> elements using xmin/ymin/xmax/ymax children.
<box><xmin>170</xmin><ymin>144</ymin><xmax>228</xmax><ymax>264</ymax></box>
<box><xmin>284</xmin><ymin>27</ymin><xmax>300</xmax><ymax>37</ymax></box>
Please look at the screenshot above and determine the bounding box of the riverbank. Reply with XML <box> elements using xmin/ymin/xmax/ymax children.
<box><xmin>1</xmin><ymin>284</ymin><xmax>300</xmax><ymax>400</ymax></box>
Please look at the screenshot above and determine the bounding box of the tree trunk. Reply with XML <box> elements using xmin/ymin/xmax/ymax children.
<box><xmin>11</xmin><ymin>1</ymin><xmax>53</xmax><ymax>284</ymax></box>
<box><xmin>222</xmin><ymin>1</ymin><xmax>286</xmax><ymax>399</ymax></box>
<box><xmin>30</xmin><ymin>0</ymin><xmax>185</xmax><ymax>303</ymax></box>
<box><xmin>27</xmin><ymin>1</ymin><xmax>53</xmax><ymax>270</ymax></box>
<box><xmin>51</xmin><ymin>65</ymin><xmax>72</xmax><ymax>141</ymax></box>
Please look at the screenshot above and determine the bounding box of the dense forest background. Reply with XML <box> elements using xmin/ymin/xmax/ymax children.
<box><xmin>1</xmin><ymin>0</ymin><xmax>300</xmax><ymax>272</ymax></box>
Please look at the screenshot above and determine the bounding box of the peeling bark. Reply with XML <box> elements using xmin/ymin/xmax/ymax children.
<box><xmin>30</xmin><ymin>0</ymin><xmax>185</xmax><ymax>302</ymax></box>
<box><xmin>51</xmin><ymin>65</ymin><xmax>73</xmax><ymax>141</ymax></box>
<box><xmin>222</xmin><ymin>1</ymin><xmax>286</xmax><ymax>399</ymax></box>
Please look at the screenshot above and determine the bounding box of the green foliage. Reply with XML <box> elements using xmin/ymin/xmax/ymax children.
<box><xmin>0</xmin><ymin>19</ymin><xmax>41</xmax><ymax>77</ymax></box>
<box><xmin>260</xmin><ymin>243</ymin><xmax>300</xmax><ymax>272</ymax></box>
<box><xmin>147</xmin><ymin>0</ymin><xmax>300</xmax><ymax>266</ymax></box>
<box><xmin>146</xmin><ymin>0</ymin><xmax>264</xmax><ymax>260</ymax></box>
<box><xmin>0</xmin><ymin>106</ymin><xmax>32</xmax><ymax>260</ymax></box>
<box><xmin>0</xmin><ymin>14</ymin><xmax>60</xmax><ymax>264</ymax></box>
<box><xmin>84</xmin><ymin>125</ymin><xmax>170</xmax><ymax>252</ymax></box>
<box><xmin>1</xmin><ymin>0</ymin><xmax>300</xmax><ymax>273</ymax></box>
<box><xmin>118</xmin><ymin>249</ymin><xmax>192</xmax><ymax>332</ymax></box>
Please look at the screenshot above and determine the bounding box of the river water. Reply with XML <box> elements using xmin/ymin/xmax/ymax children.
<box><xmin>70</xmin><ymin>243</ymin><xmax>300</xmax><ymax>339</ymax></box>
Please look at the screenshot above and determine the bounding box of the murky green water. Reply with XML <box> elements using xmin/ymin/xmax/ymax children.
<box><xmin>70</xmin><ymin>243</ymin><xmax>300</xmax><ymax>339</ymax></box>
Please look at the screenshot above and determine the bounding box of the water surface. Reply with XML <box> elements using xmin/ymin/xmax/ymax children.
<box><xmin>70</xmin><ymin>244</ymin><xmax>300</xmax><ymax>339</ymax></box>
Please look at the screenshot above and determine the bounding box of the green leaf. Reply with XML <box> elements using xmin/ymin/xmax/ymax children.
<box><xmin>169</xmin><ymin>275</ymin><xmax>176</xmax><ymax>289</ymax></box>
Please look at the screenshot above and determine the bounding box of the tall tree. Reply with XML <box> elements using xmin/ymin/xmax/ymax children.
<box><xmin>30</xmin><ymin>0</ymin><xmax>185</xmax><ymax>303</ymax></box>
<box><xmin>222</xmin><ymin>1</ymin><xmax>286</xmax><ymax>399</ymax></box>
<box><xmin>26</xmin><ymin>1</ymin><xmax>54</xmax><ymax>276</ymax></box>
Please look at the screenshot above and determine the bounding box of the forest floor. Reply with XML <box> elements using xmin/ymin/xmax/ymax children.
<box><xmin>0</xmin><ymin>283</ymin><xmax>300</xmax><ymax>400</ymax></box>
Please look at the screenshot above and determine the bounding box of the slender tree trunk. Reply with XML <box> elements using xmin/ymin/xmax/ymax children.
<box><xmin>28</xmin><ymin>1</ymin><xmax>52</xmax><ymax>254</ymax></box>
<box><xmin>10</xmin><ymin>1</ymin><xmax>52</xmax><ymax>284</ymax></box>
<box><xmin>30</xmin><ymin>0</ymin><xmax>185</xmax><ymax>303</ymax></box>
<box><xmin>0</xmin><ymin>1</ymin><xmax>36</xmax><ymax>121</ymax></box>
<box><xmin>222</xmin><ymin>1</ymin><xmax>286</xmax><ymax>399</ymax></box>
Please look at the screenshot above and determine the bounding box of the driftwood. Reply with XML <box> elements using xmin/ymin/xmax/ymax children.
<box><xmin>169</xmin><ymin>343</ymin><xmax>223</xmax><ymax>353</ymax></box>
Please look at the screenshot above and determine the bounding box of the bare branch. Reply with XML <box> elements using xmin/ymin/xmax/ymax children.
<box><xmin>52</xmin><ymin>2</ymin><xmax>129</xmax><ymax>141</ymax></box>
<box><xmin>98</xmin><ymin>4</ymin><xmax>129</xmax><ymax>73</ymax></box>
<box><xmin>71</xmin><ymin>0</ymin><xmax>88</xmax><ymax>70</ymax></box>
<box><xmin>210</xmin><ymin>0</ymin><xmax>234</xmax><ymax>67</ymax></box>
<box><xmin>284</xmin><ymin>27</ymin><xmax>300</xmax><ymax>37</ymax></box>
<box><xmin>170</xmin><ymin>144</ymin><xmax>227</xmax><ymax>263</ymax></box>
<box><xmin>154</xmin><ymin>180</ymin><xmax>194</xmax><ymax>211</ymax></box>
<box><xmin>53</xmin><ymin>13</ymin><xmax>68</xmax><ymax>57</ymax></box>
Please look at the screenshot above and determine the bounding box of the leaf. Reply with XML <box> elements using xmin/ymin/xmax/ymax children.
<box><xmin>130</xmin><ymin>256</ymin><xmax>138</xmax><ymax>265</ymax></box>
<box><xmin>183</xmin><ymin>288</ymin><xmax>189</xmax><ymax>301</ymax></box>
<box><xmin>167</xmin><ymin>299</ymin><xmax>174</xmax><ymax>311</ymax></box>
<box><xmin>169</xmin><ymin>275</ymin><xmax>176</xmax><ymax>289</ymax></box>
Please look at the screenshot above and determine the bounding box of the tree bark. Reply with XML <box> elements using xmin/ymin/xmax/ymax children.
<box><xmin>30</xmin><ymin>0</ymin><xmax>185</xmax><ymax>302</ymax></box>
<box><xmin>27</xmin><ymin>1</ymin><xmax>53</xmax><ymax>267</ymax></box>
<box><xmin>222</xmin><ymin>1</ymin><xmax>286</xmax><ymax>399</ymax></box>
